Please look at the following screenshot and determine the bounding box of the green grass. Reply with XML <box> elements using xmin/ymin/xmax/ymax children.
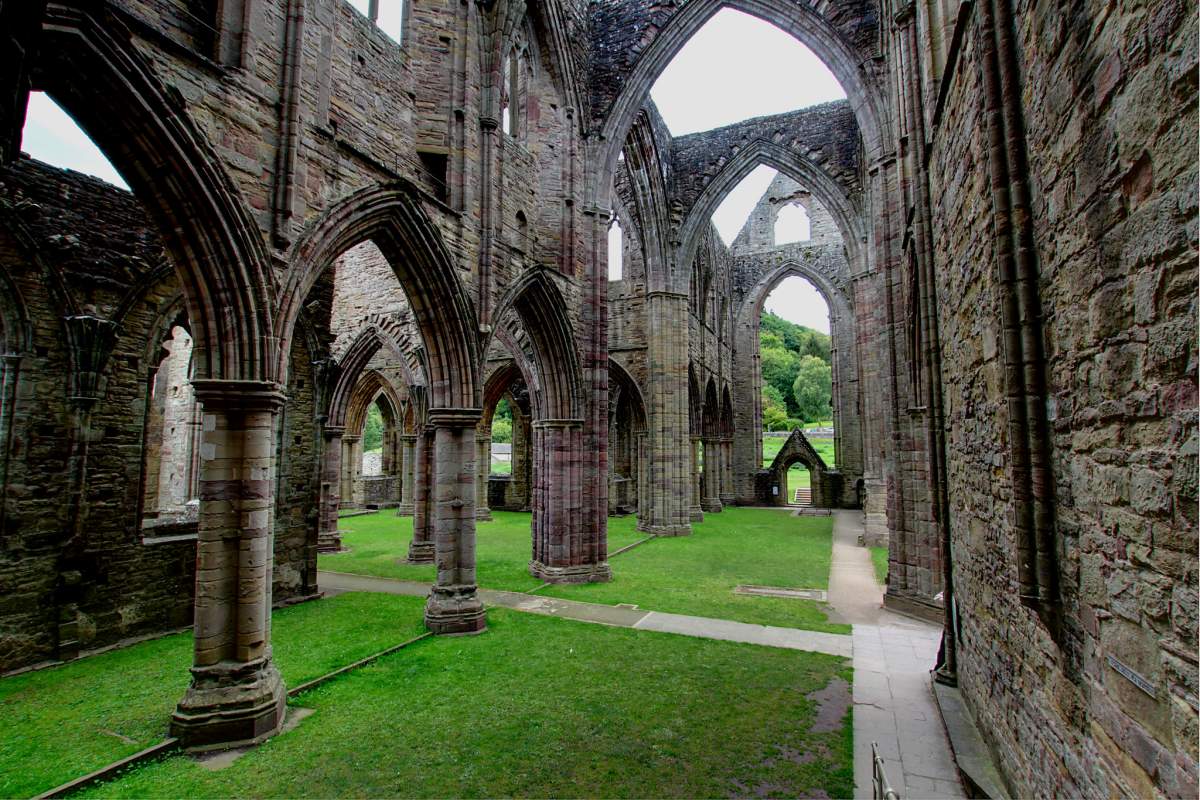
<box><xmin>0</xmin><ymin>593</ymin><xmax>428</xmax><ymax>799</ymax></box>
<box><xmin>870</xmin><ymin>545</ymin><xmax>889</xmax><ymax>586</ymax></box>
<box><xmin>540</xmin><ymin>508</ymin><xmax>848</xmax><ymax>634</ymax></box>
<box><xmin>489</xmin><ymin>457</ymin><xmax>512</xmax><ymax>475</ymax></box>
<box><xmin>321</xmin><ymin>511</ymin><xmax>645</xmax><ymax>592</ymax></box>
<box><xmin>80</xmin><ymin>609</ymin><xmax>852</xmax><ymax>799</ymax></box>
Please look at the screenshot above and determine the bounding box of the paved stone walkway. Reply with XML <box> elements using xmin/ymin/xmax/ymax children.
<box><xmin>318</xmin><ymin>570</ymin><xmax>852</xmax><ymax>657</ymax></box>
<box><xmin>826</xmin><ymin>511</ymin><xmax>965</xmax><ymax>799</ymax></box>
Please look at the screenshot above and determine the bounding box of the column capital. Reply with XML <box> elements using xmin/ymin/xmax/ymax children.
<box><xmin>323</xmin><ymin>425</ymin><xmax>346</xmax><ymax>438</ymax></box>
<box><xmin>427</xmin><ymin>407</ymin><xmax>483</xmax><ymax>428</ymax></box>
<box><xmin>192</xmin><ymin>379</ymin><xmax>286</xmax><ymax>413</ymax></box>
<box><xmin>398</xmin><ymin>433</ymin><xmax>419</xmax><ymax>443</ymax></box>
<box><xmin>342</xmin><ymin>434</ymin><xmax>362</xmax><ymax>444</ymax></box>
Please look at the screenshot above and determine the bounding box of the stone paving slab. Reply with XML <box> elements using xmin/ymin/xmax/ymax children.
<box><xmin>318</xmin><ymin>570</ymin><xmax>851</xmax><ymax>656</ymax></box>
<box><xmin>633</xmin><ymin>611</ymin><xmax>852</xmax><ymax>657</ymax></box>
<box><xmin>824</xmin><ymin>512</ymin><xmax>966</xmax><ymax>800</ymax></box>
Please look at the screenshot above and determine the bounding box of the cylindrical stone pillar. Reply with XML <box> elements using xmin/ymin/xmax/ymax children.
<box><xmin>644</xmin><ymin>290</ymin><xmax>692</xmax><ymax>536</ymax></box>
<box><xmin>475</xmin><ymin>434</ymin><xmax>492</xmax><ymax>521</ymax></box>
<box><xmin>530</xmin><ymin>419</ymin><xmax>611</xmax><ymax>584</ymax></box>
<box><xmin>317</xmin><ymin>426</ymin><xmax>344</xmax><ymax>553</ymax></box>
<box><xmin>701</xmin><ymin>436</ymin><xmax>723</xmax><ymax>513</ymax></box>
<box><xmin>423</xmin><ymin>408</ymin><xmax>487</xmax><ymax>635</ymax></box>
<box><xmin>689</xmin><ymin>435</ymin><xmax>704</xmax><ymax>523</ymax></box>
<box><xmin>407</xmin><ymin>426</ymin><xmax>435</xmax><ymax>562</ymax></box>
<box><xmin>395</xmin><ymin>433</ymin><xmax>417</xmax><ymax>516</ymax></box>
<box><xmin>171</xmin><ymin>380</ymin><xmax>287</xmax><ymax>749</ymax></box>
<box><xmin>719</xmin><ymin>437</ymin><xmax>735</xmax><ymax>506</ymax></box>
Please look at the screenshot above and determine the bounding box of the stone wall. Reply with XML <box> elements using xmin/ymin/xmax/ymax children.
<box><xmin>0</xmin><ymin>158</ymin><xmax>321</xmax><ymax>672</ymax></box>
<box><xmin>920</xmin><ymin>2</ymin><xmax>1197</xmax><ymax>796</ymax></box>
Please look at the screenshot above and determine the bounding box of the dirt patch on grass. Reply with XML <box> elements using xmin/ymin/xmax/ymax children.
<box><xmin>806</xmin><ymin>676</ymin><xmax>851</xmax><ymax>733</ymax></box>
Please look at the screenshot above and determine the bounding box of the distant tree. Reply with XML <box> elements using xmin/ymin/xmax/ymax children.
<box><xmin>792</xmin><ymin>355</ymin><xmax>832</xmax><ymax>423</ymax></box>
<box><xmin>762</xmin><ymin>385</ymin><xmax>790</xmax><ymax>431</ymax></box>
<box><xmin>490</xmin><ymin>397</ymin><xmax>513</xmax><ymax>443</ymax></box>
<box><xmin>363</xmin><ymin>403</ymin><xmax>384</xmax><ymax>451</ymax></box>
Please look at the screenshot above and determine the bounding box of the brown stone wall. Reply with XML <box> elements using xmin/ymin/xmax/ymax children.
<box><xmin>923</xmin><ymin>2</ymin><xmax>1197</xmax><ymax>796</ymax></box>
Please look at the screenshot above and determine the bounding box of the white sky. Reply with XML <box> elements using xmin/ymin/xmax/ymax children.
<box><xmin>764</xmin><ymin>275</ymin><xmax>829</xmax><ymax>333</ymax></box>
<box><xmin>20</xmin><ymin>92</ymin><xmax>129</xmax><ymax>190</ymax></box>
<box><xmin>650</xmin><ymin>8</ymin><xmax>846</xmax><ymax>136</ymax></box>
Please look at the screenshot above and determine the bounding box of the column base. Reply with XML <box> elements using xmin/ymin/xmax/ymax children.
<box><xmin>395</xmin><ymin>503</ymin><xmax>414</xmax><ymax>517</ymax></box>
<box><xmin>475</xmin><ymin>507</ymin><xmax>493</xmax><ymax>522</ymax></box>
<box><xmin>701</xmin><ymin>499</ymin><xmax>723</xmax><ymax>513</ymax></box>
<box><xmin>406</xmin><ymin>540</ymin><xmax>435</xmax><ymax>564</ymax></box>
<box><xmin>719</xmin><ymin>493</ymin><xmax>736</xmax><ymax>506</ymax></box>
<box><xmin>644</xmin><ymin>523</ymin><xmax>691</xmax><ymax>537</ymax></box>
<box><xmin>424</xmin><ymin>584</ymin><xmax>487</xmax><ymax>635</ymax></box>
<box><xmin>529</xmin><ymin>560</ymin><xmax>612</xmax><ymax>584</ymax></box>
<box><xmin>316</xmin><ymin>531</ymin><xmax>343</xmax><ymax>553</ymax></box>
<box><xmin>689</xmin><ymin>508</ymin><xmax>704</xmax><ymax>523</ymax></box>
<box><xmin>170</xmin><ymin>658</ymin><xmax>286</xmax><ymax>751</ymax></box>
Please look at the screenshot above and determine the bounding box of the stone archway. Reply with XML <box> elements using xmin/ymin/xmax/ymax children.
<box><xmin>731</xmin><ymin>260</ymin><xmax>862</xmax><ymax>507</ymax></box>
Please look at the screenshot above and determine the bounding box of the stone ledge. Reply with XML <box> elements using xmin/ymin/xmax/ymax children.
<box><xmin>882</xmin><ymin>592</ymin><xmax>944</xmax><ymax>624</ymax></box>
<box><xmin>932</xmin><ymin>679</ymin><xmax>1011</xmax><ymax>800</ymax></box>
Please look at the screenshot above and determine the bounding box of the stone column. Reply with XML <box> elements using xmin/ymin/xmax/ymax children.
<box><xmin>512</xmin><ymin>411</ymin><xmax>531</xmax><ymax>510</ymax></box>
<box><xmin>395</xmin><ymin>433</ymin><xmax>416</xmax><ymax>516</ymax></box>
<box><xmin>689</xmin><ymin>435</ymin><xmax>704</xmax><ymax>523</ymax></box>
<box><xmin>475</xmin><ymin>434</ymin><xmax>492</xmax><ymax>521</ymax></box>
<box><xmin>344</xmin><ymin>435</ymin><xmax>363</xmax><ymax>507</ymax></box>
<box><xmin>424</xmin><ymin>408</ymin><xmax>487</xmax><ymax>635</ymax></box>
<box><xmin>530</xmin><ymin>418</ymin><xmax>611</xmax><ymax>583</ymax></box>
<box><xmin>171</xmin><ymin>380</ymin><xmax>286</xmax><ymax>749</ymax></box>
<box><xmin>719</xmin><ymin>437</ymin><xmax>735</xmax><ymax>507</ymax></box>
<box><xmin>317</xmin><ymin>425</ymin><xmax>344</xmax><ymax>553</ymax></box>
<box><xmin>701</xmin><ymin>436</ymin><xmax>723</xmax><ymax>513</ymax></box>
<box><xmin>643</xmin><ymin>291</ymin><xmax>692</xmax><ymax>536</ymax></box>
<box><xmin>635</xmin><ymin>430</ymin><xmax>647</xmax><ymax>518</ymax></box>
<box><xmin>407</xmin><ymin>426</ymin><xmax>435</xmax><ymax>562</ymax></box>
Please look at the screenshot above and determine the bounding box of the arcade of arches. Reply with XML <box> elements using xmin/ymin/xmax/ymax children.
<box><xmin>0</xmin><ymin>2</ymin><xmax>1195</xmax><ymax>798</ymax></box>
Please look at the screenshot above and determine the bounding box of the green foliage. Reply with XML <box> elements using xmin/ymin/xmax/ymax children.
<box><xmin>761</xmin><ymin>385</ymin><xmax>790</xmax><ymax>431</ymax></box>
<box><xmin>870</xmin><ymin>546</ymin><xmax>889</xmax><ymax>586</ymax></box>
<box><xmin>490</xmin><ymin>397</ymin><xmax>513</xmax><ymax>443</ymax></box>
<box><xmin>792</xmin><ymin>354</ymin><xmax>833</xmax><ymax>423</ymax></box>
<box><xmin>362</xmin><ymin>403</ymin><xmax>384</xmax><ymax>451</ymax></box>
<box><xmin>491</xmin><ymin>417</ymin><xmax>512</xmax><ymax>444</ymax></box>
<box><xmin>759</xmin><ymin>312</ymin><xmax>831</xmax><ymax>419</ymax></box>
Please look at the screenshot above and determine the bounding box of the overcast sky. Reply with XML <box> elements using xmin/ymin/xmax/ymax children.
<box><xmin>21</xmin><ymin>92</ymin><xmax>129</xmax><ymax>189</ymax></box>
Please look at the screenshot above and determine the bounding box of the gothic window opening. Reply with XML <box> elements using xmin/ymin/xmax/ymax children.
<box><xmin>501</xmin><ymin>43</ymin><xmax>528</xmax><ymax>139</ymax></box>
<box><xmin>774</xmin><ymin>202</ymin><xmax>811</xmax><ymax>244</ymax></box>
<box><xmin>608</xmin><ymin>218</ymin><xmax>624</xmax><ymax>281</ymax></box>
<box><xmin>139</xmin><ymin>324</ymin><xmax>200</xmax><ymax>535</ymax></box>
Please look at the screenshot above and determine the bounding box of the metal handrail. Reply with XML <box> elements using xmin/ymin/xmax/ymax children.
<box><xmin>872</xmin><ymin>741</ymin><xmax>901</xmax><ymax>800</ymax></box>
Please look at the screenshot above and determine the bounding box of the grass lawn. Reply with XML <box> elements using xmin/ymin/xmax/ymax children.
<box><xmin>320</xmin><ymin>511</ymin><xmax>646</xmax><ymax>592</ymax></box>
<box><xmin>539</xmin><ymin>508</ymin><xmax>849</xmax><ymax>634</ymax></box>
<box><xmin>870</xmin><ymin>545</ymin><xmax>889</xmax><ymax>586</ymax></box>
<box><xmin>81</xmin><ymin>608</ymin><xmax>853</xmax><ymax>799</ymax></box>
<box><xmin>0</xmin><ymin>593</ymin><xmax>428</xmax><ymax>799</ymax></box>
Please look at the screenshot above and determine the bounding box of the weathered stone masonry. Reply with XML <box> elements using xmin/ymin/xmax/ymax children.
<box><xmin>0</xmin><ymin>1</ymin><xmax>1193</xmax><ymax>792</ymax></box>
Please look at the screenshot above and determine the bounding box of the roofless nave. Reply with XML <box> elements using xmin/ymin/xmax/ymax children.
<box><xmin>0</xmin><ymin>1</ymin><xmax>1195</xmax><ymax>798</ymax></box>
